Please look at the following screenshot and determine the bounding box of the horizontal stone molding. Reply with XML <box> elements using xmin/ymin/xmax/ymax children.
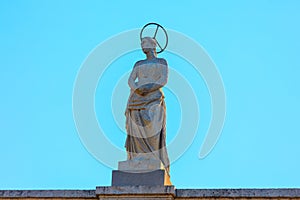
<box><xmin>96</xmin><ymin>186</ymin><xmax>175</xmax><ymax>195</ymax></box>
<box><xmin>1</xmin><ymin>188</ymin><xmax>300</xmax><ymax>199</ymax></box>
<box><xmin>176</xmin><ymin>188</ymin><xmax>300</xmax><ymax>198</ymax></box>
<box><xmin>0</xmin><ymin>190</ymin><xmax>95</xmax><ymax>198</ymax></box>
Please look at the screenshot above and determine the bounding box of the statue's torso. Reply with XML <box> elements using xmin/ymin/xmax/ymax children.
<box><xmin>127</xmin><ymin>59</ymin><xmax>167</xmax><ymax>110</ymax></box>
<box><xmin>135</xmin><ymin>59</ymin><xmax>167</xmax><ymax>87</ymax></box>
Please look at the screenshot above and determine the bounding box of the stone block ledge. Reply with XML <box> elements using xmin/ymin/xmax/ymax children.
<box><xmin>176</xmin><ymin>189</ymin><xmax>300</xmax><ymax>198</ymax></box>
<box><xmin>96</xmin><ymin>185</ymin><xmax>175</xmax><ymax>195</ymax></box>
<box><xmin>0</xmin><ymin>190</ymin><xmax>95</xmax><ymax>198</ymax></box>
<box><xmin>1</xmin><ymin>188</ymin><xmax>300</xmax><ymax>198</ymax></box>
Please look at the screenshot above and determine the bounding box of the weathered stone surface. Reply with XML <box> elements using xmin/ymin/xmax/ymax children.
<box><xmin>0</xmin><ymin>190</ymin><xmax>95</xmax><ymax>198</ymax></box>
<box><xmin>96</xmin><ymin>185</ymin><xmax>175</xmax><ymax>195</ymax></box>
<box><xmin>1</xmin><ymin>188</ymin><xmax>300</xmax><ymax>199</ymax></box>
<box><xmin>118</xmin><ymin>157</ymin><xmax>165</xmax><ymax>172</ymax></box>
<box><xmin>112</xmin><ymin>169</ymin><xmax>171</xmax><ymax>186</ymax></box>
<box><xmin>176</xmin><ymin>188</ymin><xmax>300</xmax><ymax>198</ymax></box>
<box><xmin>96</xmin><ymin>186</ymin><xmax>175</xmax><ymax>200</ymax></box>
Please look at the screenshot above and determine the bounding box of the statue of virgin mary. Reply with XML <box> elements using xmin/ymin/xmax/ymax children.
<box><xmin>125</xmin><ymin>37</ymin><xmax>170</xmax><ymax>173</ymax></box>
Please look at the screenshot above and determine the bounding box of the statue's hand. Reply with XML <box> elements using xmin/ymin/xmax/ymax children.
<box><xmin>136</xmin><ymin>83</ymin><xmax>162</xmax><ymax>96</ymax></box>
<box><xmin>135</xmin><ymin>86</ymin><xmax>148</xmax><ymax>96</ymax></box>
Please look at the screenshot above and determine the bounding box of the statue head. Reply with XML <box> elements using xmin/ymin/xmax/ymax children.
<box><xmin>141</xmin><ymin>37</ymin><xmax>157</xmax><ymax>55</ymax></box>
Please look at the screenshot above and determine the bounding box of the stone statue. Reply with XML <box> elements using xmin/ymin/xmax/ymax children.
<box><xmin>125</xmin><ymin>36</ymin><xmax>170</xmax><ymax>174</ymax></box>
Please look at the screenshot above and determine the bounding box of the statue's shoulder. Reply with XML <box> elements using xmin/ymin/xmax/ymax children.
<box><xmin>157</xmin><ymin>58</ymin><xmax>168</xmax><ymax>66</ymax></box>
<box><xmin>134</xmin><ymin>58</ymin><xmax>168</xmax><ymax>67</ymax></box>
<box><xmin>134</xmin><ymin>60</ymin><xmax>145</xmax><ymax>67</ymax></box>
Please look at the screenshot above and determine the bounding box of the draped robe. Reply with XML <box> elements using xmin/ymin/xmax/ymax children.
<box><xmin>125</xmin><ymin>58</ymin><xmax>170</xmax><ymax>173</ymax></box>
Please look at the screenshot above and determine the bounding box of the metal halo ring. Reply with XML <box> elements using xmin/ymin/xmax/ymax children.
<box><xmin>140</xmin><ymin>22</ymin><xmax>168</xmax><ymax>54</ymax></box>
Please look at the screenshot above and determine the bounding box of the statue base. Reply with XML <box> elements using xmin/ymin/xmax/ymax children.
<box><xmin>112</xmin><ymin>156</ymin><xmax>172</xmax><ymax>186</ymax></box>
<box><xmin>118</xmin><ymin>157</ymin><xmax>165</xmax><ymax>172</ymax></box>
<box><xmin>112</xmin><ymin>169</ymin><xmax>171</xmax><ymax>186</ymax></box>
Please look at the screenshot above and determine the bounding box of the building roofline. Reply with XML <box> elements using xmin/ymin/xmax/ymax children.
<box><xmin>1</xmin><ymin>188</ymin><xmax>300</xmax><ymax>198</ymax></box>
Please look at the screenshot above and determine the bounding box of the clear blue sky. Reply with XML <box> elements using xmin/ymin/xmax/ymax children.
<box><xmin>1</xmin><ymin>0</ymin><xmax>300</xmax><ymax>189</ymax></box>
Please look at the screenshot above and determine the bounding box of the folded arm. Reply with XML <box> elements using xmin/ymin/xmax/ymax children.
<box><xmin>137</xmin><ymin>60</ymin><xmax>168</xmax><ymax>95</ymax></box>
<box><xmin>128</xmin><ymin>63</ymin><xmax>138</xmax><ymax>90</ymax></box>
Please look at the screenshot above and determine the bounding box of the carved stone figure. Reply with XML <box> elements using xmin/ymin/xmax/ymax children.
<box><xmin>125</xmin><ymin>36</ymin><xmax>170</xmax><ymax>173</ymax></box>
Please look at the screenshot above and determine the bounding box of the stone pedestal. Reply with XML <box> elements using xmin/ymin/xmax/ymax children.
<box><xmin>111</xmin><ymin>157</ymin><xmax>172</xmax><ymax>186</ymax></box>
<box><xmin>112</xmin><ymin>169</ymin><xmax>171</xmax><ymax>186</ymax></box>
<box><xmin>96</xmin><ymin>186</ymin><xmax>175</xmax><ymax>200</ymax></box>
